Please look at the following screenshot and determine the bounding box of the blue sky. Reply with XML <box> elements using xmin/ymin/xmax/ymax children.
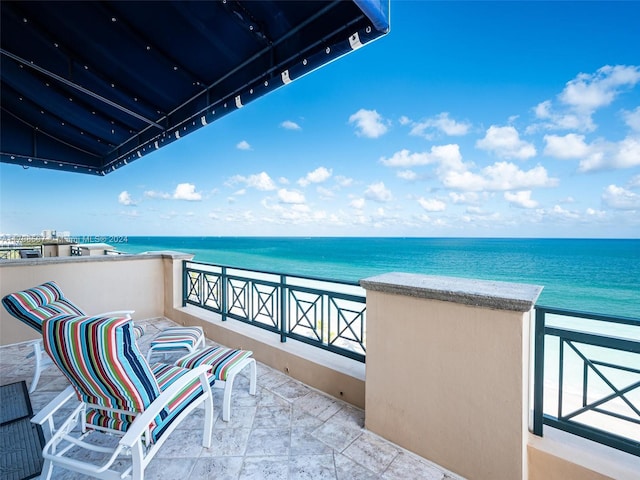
<box><xmin>2</xmin><ymin>1</ymin><xmax>640</xmax><ymax>238</ymax></box>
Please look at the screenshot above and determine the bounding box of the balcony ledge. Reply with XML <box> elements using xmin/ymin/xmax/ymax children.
<box><xmin>0</xmin><ymin>251</ymin><xmax>192</xmax><ymax>266</ymax></box>
<box><xmin>360</xmin><ymin>272</ymin><xmax>542</xmax><ymax>312</ymax></box>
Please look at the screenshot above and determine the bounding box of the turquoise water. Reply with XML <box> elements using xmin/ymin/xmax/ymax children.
<box><xmin>117</xmin><ymin>237</ymin><xmax>639</xmax><ymax>318</ymax></box>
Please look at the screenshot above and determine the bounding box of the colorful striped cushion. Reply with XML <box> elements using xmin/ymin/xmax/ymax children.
<box><xmin>149</xmin><ymin>326</ymin><xmax>203</xmax><ymax>351</ymax></box>
<box><xmin>2</xmin><ymin>281</ymin><xmax>85</xmax><ymax>331</ymax></box>
<box><xmin>132</xmin><ymin>324</ymin><xmax>145</xmax><ymax>339</ymax></box>
<box><xmin>43</xmin><ymin>315</ymin><xmax>162</xmax><ymax>434</ymax></box>
<box><xmin>42</xmin><ymin>314</ymin><xmax>213</xmax><ymax>442</ymax></box>
<box><xmin>149</xmin><ymin>363</ymin><xmax>215</xmax><ymax>441</ymax></box>
<box><xmin>175</xmin><ymin>346</ymin><xmax>253</xmax><ymax>381</ymax></box>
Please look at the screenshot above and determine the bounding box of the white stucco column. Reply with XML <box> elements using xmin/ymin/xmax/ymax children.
<box><xmin>361</xmin><ymin>272</ymin><xmax>542</xmax><ymax>480</ymax></box>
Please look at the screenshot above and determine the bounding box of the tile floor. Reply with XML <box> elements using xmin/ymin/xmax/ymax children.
<box><xmin>0</xmin><ymin>317</ymin><xmax>463</xmax><ymax>480</ymax></box>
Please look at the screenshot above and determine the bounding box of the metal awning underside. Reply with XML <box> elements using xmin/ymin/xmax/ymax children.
<box><xmin>0</xmin><ymin>0</ymin><xmax>389</xmax><ymax>176</ymax></box>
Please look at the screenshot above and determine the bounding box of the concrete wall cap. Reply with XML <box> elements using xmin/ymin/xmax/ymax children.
<box><xmin>360</xmin><ymin>272</ymin><xmax>543</xmax><ymax>312</ymax></box>
<box><xmin>0</xmin><ymin>251</ymin><xmax>194</xmax><ymax>266</ymax></box>
<box><xmin>142</xmin><ymin>251</ymin><xmax>195</xmax><ymax>260</ymax></box>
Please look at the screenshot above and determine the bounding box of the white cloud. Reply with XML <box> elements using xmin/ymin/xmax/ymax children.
<box><xmin>277</xmin><ymin>188</ymin><xmax>306</xmax><ymax>204</ymax></box>
<box><xmin>398</xmin><ymin>115</ymin><xmax>411</xmax><ymax>126</ymax></box>
<box><xmin>236</xmin><ymin>140</ymin><xmax>251</xmax><ymax>150</ymax></box>
<box><xmin>348</xmin><ymin>109</ymin><xmax>388</xmax><ymax>138</ymax></box>
<box><xmin>449</xmin><ymin>192</ymin><xmax>481</xmax><ymax>205</ymax></box>
<box><xmin>281</xmin><ymin>120</ymin><xmax>301</xmax><ymax>130</ymax></box>
<box><xmin>543</xmin><ymin>133</ymin><xmax>591</xmax><ymax>159</ymax></box>
<box><xmin>144</xmin><ymin>184</ymin><xmax>202</xmax><ymax>201</ymax></box>
<box><xmin>548</xmin><ymin>205</ymin><xmax>580</xmax><ymax>220</ymax></box>
<box><xmin>543</xmin><ymin>132</ymin><xmax>640</xmax><ymax>172</ymax></box>
<box><xmin>504</xmin><ymin>190</ymin><xmax>538</xmax><ymax>208</ymax></box>
<box><xmin>173</xmin><ymin>183</ymin><xmax>202</xmax><ymax>201</ymax></box>
<box><xmin>531</xmin><ymin>101</ymin><xmax>594</xmax><ymax>133</ymax></box>
<box><xmin>380</xmin><ymin>144</ymin><xmax>463</xmax><ymax>168</ymax></box>
<box><xmin>227</xmin><ymin>172</ymin><xmax>277</xmax><ymax>191</ymax></box>
<box><xmin>560</xmin><ymin>65</ymin><xmax>640</xmax><ymax>112</ymax></box>
<box><xmin>298</xmin><ymin>166</ymin><xmax>332</xmax><ymax>187</ymax></box>
<box><xmin>531</xmin><ymin>65</ymin><xmax>640</xmax><ymax>132</ymax></box>
<box><xmin>476</xmin><ymin>125</ymin><xmax>537</xmax><ymax>160</ymax></box>
<box><xmin>350</xmin><ymin>198</ymin><xmax>365</xmax><ymax>209</ymax></box>
<box><xmin>418</xmin><ymin>197</ymin><xmax>446</xmax><ymax>212</ymax></box>
<box><xmin>578</xmin><ymin>136</ymin><xmax>640</xmax><ymax>172</ymax></box>
<box><xmin>118</xmin><ymin>191</ymin><xmax>135</xmax><ymax>206</ymax></box>
<box><xmin>397</xmin><ymin>170</ymin><xmax>417</xmax><ymax>180</ymax></box>
<box><xmin>602</xmin><ymin>184</ymin><xmax>640</xmax><ymax>210</ymax></box>
<box><xmin>443</xmin><ymin>162</ymin><xmax>558</xmax><ymax>192</ymax></box>
<box><xmin>623</xmin><ymin>107</ymin><xmax>640</xmax><ymax>132</ymax></box>
<box><xmin>380</xmin><ymin>149</ymin><xmax>432</xmax><ymax>167</ymax></box>
<box><xmin>628</xmin><ymin>175</ymin><xmax>640</xmax><ymax>188</ymax></box>
<box><xmin>364</xmin><ymin>182</ymin><xmax>393</xmax><ymax>202</ymax></box>
<box><xmin>335</xmin><ymin>175</ymin><xmax>353</xmax><ymax>187</ymax></box>
<box><xmin>586</xmin><ymin>208</ymin><xmax>606</xmax><ymax>218</ymax></box>
<box><xmin>144</xmin><ymin>190</ymin><xmax>171</xmax><ymax>199</ymax></box>
<box><xmin>317</xmin><ymin>186</ymin><xmax>334</xmax><ymax>199</ymax></box>
<box><xmin>409</xmin><ymin>112</ymin><xmax>471</xmax><ymax>138</ymax></box>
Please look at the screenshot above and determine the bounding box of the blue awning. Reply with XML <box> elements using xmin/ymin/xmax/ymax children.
<box><xmin>0</xmin><ymin>1</ymin><xmax>389</xmax><ymax>176</ymax></box>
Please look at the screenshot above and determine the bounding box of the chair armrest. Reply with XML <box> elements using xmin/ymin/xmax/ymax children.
<box><xmin>119</xmin><ymin>364</ymin><xmax>212</xmax><ymax>448</ymax></box>
<box><xmin>31</xmin><ymin>385</ymin><xmax>77</xmax><ymax>426</ymax></box>
<box><xmin>31</xmin><ymin>385</ymin><xmax>78</xmax><ymax>442</ymax></box>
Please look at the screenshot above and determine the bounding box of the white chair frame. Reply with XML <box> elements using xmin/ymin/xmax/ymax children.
<box><xmin>31</xmin><ymin>364</ymin><xmax>213</xmax><ymax>480</ymax></box>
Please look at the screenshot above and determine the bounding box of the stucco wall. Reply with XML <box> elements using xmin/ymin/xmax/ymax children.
<box><xmin>0</xmin><ymin>254</ymin><xmax>165</xmax><ymax>345</ymax></box>
<box><xmin>361</xmin><ymin>272</ymin><xmax>541</xmax><ymax>480</ymax></box>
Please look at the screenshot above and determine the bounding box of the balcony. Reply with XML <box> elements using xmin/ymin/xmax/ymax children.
<box><xmin>1</xmin><ymin>317</ymin><xmax>456</xmax><ymax>480</ymax></box>
<box><xmin>1</xmin><ymin>252</ymin><xmax>638</xmax><ymax>479</ymax></box>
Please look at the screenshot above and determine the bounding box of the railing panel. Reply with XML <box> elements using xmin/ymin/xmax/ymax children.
<box><xmin>0</xmin><ymin>246</ymin><xmax>43</xmax><ymax>259</ymax></box>
<box><xmin>328</xmin><ymin>296</ymin><xmax>366</xmax><ymax>357</ymax></box>
<box><xmin>203</xmin><ymin>273</ymin><xmax>221</xmax><ymax>310</ymax></box>
<box><xmin>251</xmin><ymin>282</ymin><xmax>279</xmax><ymax>329</ymax></box>
<box><xmin>183</xmin><ymin>260</ymin><xmax>366</xmax><ymax>362</ymax></box>
<box><xmin>533</xmin><ymin>306</ymin><xmax>640</xmax><ymax>456</ymax></box>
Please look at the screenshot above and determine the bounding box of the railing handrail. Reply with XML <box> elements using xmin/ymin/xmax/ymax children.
<box><xmin>535</xmin><ymin>304</ymin><xmax>640</xmax><ymax>326</ymax></box>
<box><xmin>184</xmin><ymin>259</ymin><xmax>362</xmax><ymax>288</ymax></box>
<box><xmin>544</xmin><ymin>326</ymin><xmax>640</xmax><ymax>354</ymax></box>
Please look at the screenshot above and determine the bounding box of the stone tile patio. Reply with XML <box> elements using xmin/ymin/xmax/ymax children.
<box><xmin>0</xmin><ymin>317</ymin><xmax>462</xmax><ymax>480</ymax></box>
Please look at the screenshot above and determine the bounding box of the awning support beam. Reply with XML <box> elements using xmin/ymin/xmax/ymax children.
<box><xmin>1</xmin><ymin>49</ymin><xmax>165</xmax><ymax>130</ymax></box>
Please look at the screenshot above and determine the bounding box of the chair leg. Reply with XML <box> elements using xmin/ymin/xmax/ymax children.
<box><xmin>201</xmin><ymin>374</ymin><xmax>214</xmax><ymax>449</ymax></box>
<box><xmin>248</xmin><ymin>358</ymin><xmax>257</xmax><ymax>396</ymax></box>
<box><xmin>222</xmin><ymin>379</ymin><xmax>232</xmax><ymax>422</ymax></box>
<box><xmin>130</xmin><ymin>441</ymin><xmax>145</xmax><ymax>480</ymax></box>
<box><xmin>30</xmin><ymin>341</ymin><xmax>44</xmax><ymax>393</ymax></box>
<box><xmin>40</xmin><ymin>459</ymin><xmax>54</xmax><ymax>480</ymax></box>
<box><xmin>221</xmin><ymin>358</ymin><xmax>257</xmax><ymax>421</ymax></box>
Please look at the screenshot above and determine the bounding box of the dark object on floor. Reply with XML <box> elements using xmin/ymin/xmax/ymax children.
<box><xmin>0</xmin><ymin>381</ymin><xmax>44</xmax><ymax>480</ymax></box>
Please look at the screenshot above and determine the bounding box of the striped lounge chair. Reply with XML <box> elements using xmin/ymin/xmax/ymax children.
<box><xmin>2</xmin><ymin>281</ymin><xmax>143</xmax><ymax>392</ymax></box>
<box><xmin>32</xmin><ymin>314</ymin><xmax>214</xmax><ymax>480</ymax></box>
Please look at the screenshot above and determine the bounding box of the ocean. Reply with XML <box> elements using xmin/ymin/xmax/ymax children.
<box><xmin>115</xmin><ymin>237</ymin><xmax>640</xmax><ymax>319</ymax></box>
